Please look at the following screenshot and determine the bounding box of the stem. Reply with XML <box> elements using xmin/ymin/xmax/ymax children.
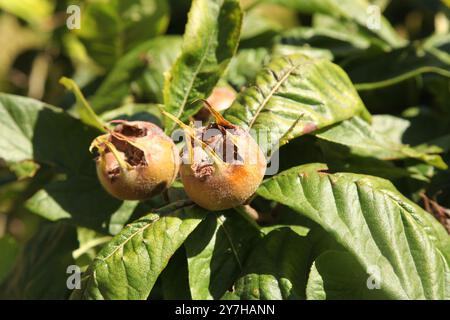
<box><xmin>59</xmin><ymin>77</ymin><xmax>107</xmax><ymax>132</ymax></box>
<box><xmin>192</xmin><ymin>98</ymin><xmax>234</xmax><ymax>127</ymax></box>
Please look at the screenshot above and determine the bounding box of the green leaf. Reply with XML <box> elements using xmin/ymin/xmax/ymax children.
<box><xmin>161</xmin><ymin>247</ymin><xmax>192</xmax><ymax>299</ymax></box>
<box><xmin>100</xmin><ymin>103</ymin><xmax>163</xmax><ymax>127</ymax></box>
<box><xmin>344</xmin><ymin>36</ymin><xmax>450</xmax><ymax>90</ymax></box>
<box><xmin>401</xmin><ymin>106</ymin><xmax>450</xmax><ymax>145</ymax></box>
<box><xmin>371</xmin><ymin>114</ymin><xmax>412</xmax><ymax>144</ymax></box>
<box><xmin>222</xmin><ymin>228</ymin><xmax>312</xmax><ymax>300</ymax></box>
<box><xmin>225</xmin><ymin>48</ymin><xmax>271</xmax><ymax>89</ymax></box>
<box><xmin>71</xmin><ymin>201</ymin><xmax>205</xmax><ymax>300</ymax></box>
<box><xmin>306</xmin><ymin>250</ymin><xmax>389</xmax><ymax>299</ymax></box>
<box><xmin>371</xmin><ymin>112</ymin><xmax>450</xmax><ymax>155</ymax></box>
<box><xmin>315</xmin><ymin>116</ymin><xmax>448</xmax><ymax>169</ymax></box>
<box><xmin>184</xmin><ymin>212</ymin><xmax>261</xmax><ymax>299</ymax></box>
<box><xmin>25</xmin><ymin>176</ymin><xmax>142</xmax><ymax>235</ymax></box>
<box><xmin>311</xmin><ymin>13</ymin><xmax>392</xmax><ymax>52</ymax></box>
<box><xmin>8</xmin><ymin>160</ymin><xmax>39</xmax><ymax>180</ymax></box>
<box><xmin>60</xmin><ymin>77</ymin><xmax>106</xmax><ymax>132</ymax></box>
<box><xmin>0</xmin><ymin>235</ymin><xmax>20</xmax><ymax>284</ymax></box>
<box><xmin>0</xmin><ymin>0</ymin><xmax>54</xmax><ymax>27</ymax></box>
<box><xmin>163</xmin><ymin>0</ymin><xmax>243</xmax><ymax>131</ymax></box>
<box><xmin>272</xmin><ymin>44</ymin><xmax>334</xmax><ymax>61</ymax></box>
<box><xmin>224</xmin><ymin>54</ymin><xmax>371</xmax><ymax>154</ymax></box>
<box><xmin>426</xmin><ymin>134</ymin><xmax>450</xmax><ymax>154</ymax></box>
<box><xmin>239</xmin><ymin>9</ymin><xmax>281</xmax><ymax>48</ymax></box>
<box><xmin>257</xmin><ymin>164</ymin><xmax>450</xmax><ymax>299</ymax></box>
<box><xmin>76</xmin><ymin>0</ymin><xmax>170</xmax><ymax>69</ymax></box>
<box><xmin>0</xmin><ymin>93</ymin><xmax>98</xmax><ymax>173</ymax></box>
<box><xmin>320</xmin><ymin>146</ymin><xmax>434</xmax><ymax>182</ymax></box>
<box><xmin>90</xmin><ymin>36</ymin><xmax>183</xmax><ymax>112</ymax></box>
<box><xmin>73</xmin><ymin>227</ymin><xmax>111</xmax><ymax>268</ymax></box>
<box><xmin>276</xmin><ymin>26</ymin><xmax>371</xmax><ymax>58</ymax></box>
<box><xmin>260</xmin><ymin>0</ymin><xmax>406</xmax><ymax>48</ymax></box>
<box><xmin>0</xmin><ymin>222</ymin><xmax>79</xmax><ymax>299</ymax></box>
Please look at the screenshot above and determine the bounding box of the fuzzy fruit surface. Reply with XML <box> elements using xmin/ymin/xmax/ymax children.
<box><xmin>94</xmin><ymin>121</ymin><xmax>180</xmax><ymax>201</ymax></box>
<box><xmin>180</xmin><ymin>123</ymin><xmax>266</xmax><ymax>211</ymax></box>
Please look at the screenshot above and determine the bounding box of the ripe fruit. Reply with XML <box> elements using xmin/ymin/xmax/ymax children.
<box><xmin>164</xmin><ymin>101</ymin><xmax>266</xmax><ymax>211</ymax></box>
<box><xmin>206</xmin><ymin>86</ymin><xmax>236</xmax><ymax>112</ymax></box>
<box><xmin>90</xmin><ymin>120</ymin><xmax>180</xmax><ymax>201</ymax></box>
<box><xmin>195</xmin><ymin>86</ymin><xmax>236</xmax><ymax>121</ymax></box>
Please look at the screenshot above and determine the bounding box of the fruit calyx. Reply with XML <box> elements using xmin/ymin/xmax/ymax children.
<box><xmin>90</xmin><ymin>121</ymin><xmax>151</xmax><ymax>176</ymax></box>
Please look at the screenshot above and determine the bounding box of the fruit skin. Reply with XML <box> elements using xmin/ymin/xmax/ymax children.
<box><xmin>180</xmin><ymin>125</ymin><xmax>266</xmax><ymax>211</ymax></box>
<box><xmin>194</xmin><ymin>86</ymin><xmax>236</xmax><ymax>122</ymax></box>
<box><xmin>206</xmin><ymin>86</ymin><xmax>236</xmax><ymax>112</ymax></box>
<box><xmin>94</xmin><ymin>121</ymin><xmax>180</xmax><ymax>201</ymax></box>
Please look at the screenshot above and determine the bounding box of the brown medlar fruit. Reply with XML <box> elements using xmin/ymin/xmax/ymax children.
<box><xmin>164</xmin><ymin>102</ymin><xmax>266</xmax><ymax>211</ymax></box>
<box><xmin>90</xmin><ymin>120</ymin><xmax>180</xmax><ymax>201</ymax></box>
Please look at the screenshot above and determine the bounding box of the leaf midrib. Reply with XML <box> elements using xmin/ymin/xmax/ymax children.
<box><xmin>217</xmin><ymin>214</ymin><xmax>243</xmax><ymax>270</ymax></box>
<box><xmin>79</xmin><ymin>217</ymin><xmax>159</xmax><ymax>299</ymax></box>
<box><xmin>174</xmin><ymin>32</ymin><xmax>215</xmax><ymax>121</ymax></box>
<box><xmin>248</xmin><ymin>57</ymin><xmax>301</xmax><ymax>129</ymax></box>
<box><xmin>78</xmin><ymin>203</ymin><xmax>198</xmax><ymax>299</ymax></box>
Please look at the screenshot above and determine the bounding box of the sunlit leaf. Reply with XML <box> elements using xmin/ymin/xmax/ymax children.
<box><xmin>163</xmin><ymin>0</ymin><xmax>243</xmax><ymax>131</ymax></box>
<box><xmin>258</xmin><ymin>164</ymin><xmax>450</xmax><ymax>299</ymax></box>
<box><xmin>224</xmin><ymin>54</ymin><xmax>371</xmax><ymax>154</ymax></box>
<box><xmin>315</xmin><ymin>116</ymin><xmax>448</xmax><ymax>169</ymax></box>
<box><xmin>185</xmin><ymin>212</ymin><xmax>261</xmax><ymax>299</ymax></box>
<box><xmin>71</xmin><ymin>201</ymin><xmax>205</xmax><ymax>300</ymax></box>
<box><xmin>76</xmin><ymin>0</ymin><xmax>170</xmax><ymax>69</ymax></box>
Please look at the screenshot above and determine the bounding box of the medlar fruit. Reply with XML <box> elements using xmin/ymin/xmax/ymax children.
<box><xmin>164</xmin><ymin>101</ymin><xmax>266</xmax><ymax>211</ymax></box>
<box><xmin>195</xmin><ymin>86</ymin><xmax>236</xmax><ymax>121</ymax></box>
<box><xmin>90</xmin><ymin>120</ymin><xmax>180</xmax><ymax>201</ymax></box>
